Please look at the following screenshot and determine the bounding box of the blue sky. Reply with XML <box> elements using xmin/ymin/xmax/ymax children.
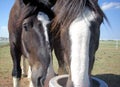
<box><xmin>0</xmin><ymin>0</ymin><xmax>120</xmax><ymax>40</ymax></box>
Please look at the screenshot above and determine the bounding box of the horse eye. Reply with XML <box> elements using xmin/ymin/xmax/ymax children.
<box><xmin>23</xmin><ymin>23</ymin><xmax>28</xmax><ymax>31</ymax></box>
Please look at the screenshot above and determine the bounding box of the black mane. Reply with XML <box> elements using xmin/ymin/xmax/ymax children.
<box><xmin>17</xmin><ymin>1</ymin><xmax>54</xmax><ymax>29</ymax></box>
<box><xmin>51</xmin><ymin>0</ymin><xmax>107</xmax><ymax>34</ymax></box>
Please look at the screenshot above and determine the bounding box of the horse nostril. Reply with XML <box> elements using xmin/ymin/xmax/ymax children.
<box><xmin>38</xmin><ymin>76</ymin><xmax>45</xmax><ymax>87</ymax></box>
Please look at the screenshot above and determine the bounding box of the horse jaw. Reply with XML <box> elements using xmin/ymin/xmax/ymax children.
<box><xmin>69</xmin><ymin>7</ymin><xmax>96</xmax><ymax>87</ymax></box>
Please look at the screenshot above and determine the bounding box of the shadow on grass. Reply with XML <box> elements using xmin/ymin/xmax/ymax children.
<box><xmin>94</xmin><ymin>74</ymin><xmax>120</xmax><ymax>87</ymax></box>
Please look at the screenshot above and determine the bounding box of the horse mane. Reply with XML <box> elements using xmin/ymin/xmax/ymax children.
<box><xmin>23</xmin><ymin>0</ymin><xmax>51</xmax><ymax>7</ymax></box>
<box><xmin>17</xmin><ymin>1</ymin><xmax>54</xmax><ymax>29</ymax></box>
<box><xmin>16</xmin><ymin>3</ymin><xmax>38</xmax><ymax>28</ymax></box>
<box><xmin>51</xmin><ymin>0</ymin><xmax>108</xmax><ymax>35</ymax></box>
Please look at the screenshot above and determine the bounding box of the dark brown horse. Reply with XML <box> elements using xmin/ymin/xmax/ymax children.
<box><xmin>50</xmin><ymin>0</ymin><xmax>108</xmax><ymax>87</ymax></box>
<box><xmin>8</xmin><ymin>0</ymin><xmax>55</xmax><ymax>87</ymax></box>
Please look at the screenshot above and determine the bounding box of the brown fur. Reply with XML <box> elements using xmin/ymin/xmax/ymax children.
<box><xmin>8</xmin><ymin>0</ymin><xmax>55</xmax><ymax>87</ymax></box>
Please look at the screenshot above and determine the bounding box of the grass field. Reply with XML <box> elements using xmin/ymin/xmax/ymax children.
<box><xmin>0</xmin><ymin>41</ymin><xmax>120</xmax><ymax>87</ymax></box>
<box><xmin>92</xmin><ymin>41</ymin><xmax>120</xmax><ymax>87</ymax></box>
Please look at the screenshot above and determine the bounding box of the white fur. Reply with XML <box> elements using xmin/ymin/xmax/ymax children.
<box><xmin>29</xmin><ymin>78</ymin><xmax>34</xmax><ymax>87</ymax></box>
<box><xmin>69</xmin><ymin>7</ymin><xmax>96</xmax><ymax>87</ymax></box>
<box><xmin>28</xmin><ymin>66</ymin><xmax>32</xmax><ymax>79</ymax></box>
<box><xmin>37</xmin><ymin>12</ymin><xmax>50</xmax><ymax>42</ymax></box>
<box><xmin>13</xmin><ymin>77</ymin><xmax>20</xmax><ymax>87</ymax></box>
<box><xmin>21</xmin><ymin>57</ymin><xmax>27</xmax><ymax>76</ymax></box>
<box><xmin>27</xmin><ymin>66</ymin><xmax>34</xmax><ymax>87</ymax></box>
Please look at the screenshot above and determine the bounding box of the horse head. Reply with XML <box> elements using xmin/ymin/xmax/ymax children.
<box><xmin>21</xmin><ymin>12</ymin><xmax>54</xmax><ymax>87</ymax></box>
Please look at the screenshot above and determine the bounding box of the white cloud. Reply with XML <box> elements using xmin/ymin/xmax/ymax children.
<box><xmin>0</xmin><ymin>26</ymin><xmax>9</xmax><ymax>38</ymax></box>
<box><xmin>101</xmin><ymin>2</ymin><xmax>120</xmax><ymax>10</ymax></box>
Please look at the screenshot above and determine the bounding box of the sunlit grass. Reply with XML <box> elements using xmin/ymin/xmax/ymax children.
<box><xmin>92</xmin><ymin>41</ymin><xmax>120</xmax><ymax>75</ymax></box>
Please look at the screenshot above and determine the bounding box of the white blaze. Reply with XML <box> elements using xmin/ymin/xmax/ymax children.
<box><xmin>37</xmin><ymin>12</ymin><xmax>51</xmax><ymax>57</ymax></box>
<box><xmin>37</xmin><ymin>12</ymin><xmax>50</xmax><ymax>42</ymax></box>
<box><xmin>69</xmin><ymin>7</ymin><xmax>96</xmax><ymax>87</ymax></box>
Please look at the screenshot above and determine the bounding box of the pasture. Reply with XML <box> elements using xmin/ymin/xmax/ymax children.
<box><xmin>0</xmin><ymin>40</ymin><xmax>120</xmax><ymax>87</ymax></box>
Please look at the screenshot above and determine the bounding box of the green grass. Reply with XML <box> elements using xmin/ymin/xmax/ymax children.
<box><xmin>92</xmin><ymin>41</ymin><xmax>120</xmax><ymax>74</ymax></box>
<box><xmin>0</xmin><ymin>41</ymin><xmax>120</xmax><ymax>87</ymax></box>
<box><xmin>0</xmin><ymin>45</ymin><xmax>12</xmax><ymax>77</ymax></box>
<box><xmin>92</xmin><ymin>41</ymin><xmax>120</xmax><ymax>87</ymax></box>
<box><xmin>0</xmin><ymin>41</ymin><xmax>9</xmax><ymax>46</ymax></box>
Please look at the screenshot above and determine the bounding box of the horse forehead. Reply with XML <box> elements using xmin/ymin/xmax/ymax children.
<box><xmin>37</xmin><ymin>11</ymin><xmax>50</xmax><ymax>40</ymax></box>
<box><xmin>80</xmin><ymin>7</ymin><xmax>96</xmax><ymax>21</ymax></box>
<box><xmin>37</xmin><ymin>12</ymin><xmax>50</xmax><ymax>24</ymax></box>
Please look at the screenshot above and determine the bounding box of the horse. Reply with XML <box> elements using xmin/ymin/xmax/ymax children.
<box><xmin>18</xmin><ymin>0</ymin><xmax>67</xmax><ymax>78</ymax></box>
<box><xmin>50</xmin><ymin>0</ymin><xmax>108</xmax><ymax>87</ymax></box>
<box><xmin>8</xmin><ymin>0</ymin><xmax>55</xmax><ymax>87</ymax></box>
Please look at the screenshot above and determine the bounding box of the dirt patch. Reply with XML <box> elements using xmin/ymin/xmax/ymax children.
<box><xmin>0</xmin><ymin>76</ymin><xmax>29</xmax><ymax>87</ymax></box>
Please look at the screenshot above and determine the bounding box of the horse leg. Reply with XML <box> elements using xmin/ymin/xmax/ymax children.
<box><xmin>63</xmin><ymin>53</ymin><xmax>73</xmax><ymax>87</ymax></box>
<box><xmin>48</xmin><ymin>28</ymin><xmax>66</xmax><ymax>75</ymax></box>
<box><xmin>21</xmin><ymin>56</ymin><xmax>27</xmax><ymax>77</ymax></box>
<box><xmin>9</xmin><ymin>38</ymin><xmax>22</xmax><ymax>87</ymax></box>
<box><xmin>27</xmin><ymin>66</ymin><xmax>34</xmax><ymax>87</ymax></box>
<box><xmin>21</xmin><ymin>57</ymin><xmax>33</xmax><ymax>87</ymax></box>
<box><xmin>28</xmin><ymin>66</ymin><xmax>32</xmax><ymax>78</ymax></box>
<box><xmin>53</xmin><ymin>38</ymin><xmax>67</xmax><ymax>75</ymax></box>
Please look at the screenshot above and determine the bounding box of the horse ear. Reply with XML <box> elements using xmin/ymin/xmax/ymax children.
<box><xmin>23</xmin><ymin>0</ymin><xmax>33</xmax><ymax>5</ymax></box>
<box><xmin>49</xmin><ymin>0</ymin><xmax>56</xmax><ymax>5</ymax></box>
<box><xmin>23</xmin><ymin>0</ymin><xmax>29</xmax><ymax>5</ymax></box>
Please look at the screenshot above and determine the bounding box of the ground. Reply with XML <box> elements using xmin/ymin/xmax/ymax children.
<box><xmin>0</xmin><ymin>41</ymin><xmax>120</xmax><ymax>87</ymax></box>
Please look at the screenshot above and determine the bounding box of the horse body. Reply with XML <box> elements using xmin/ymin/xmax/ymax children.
<box><xmin>8</xmin><ymin>0</ymin><xmax>55</xmax><ymax>87</ymax></box>
<box><xmin>51</xmin><ymin>0</ymin><xmax>105</xmax><ymax>87</ymax></box>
